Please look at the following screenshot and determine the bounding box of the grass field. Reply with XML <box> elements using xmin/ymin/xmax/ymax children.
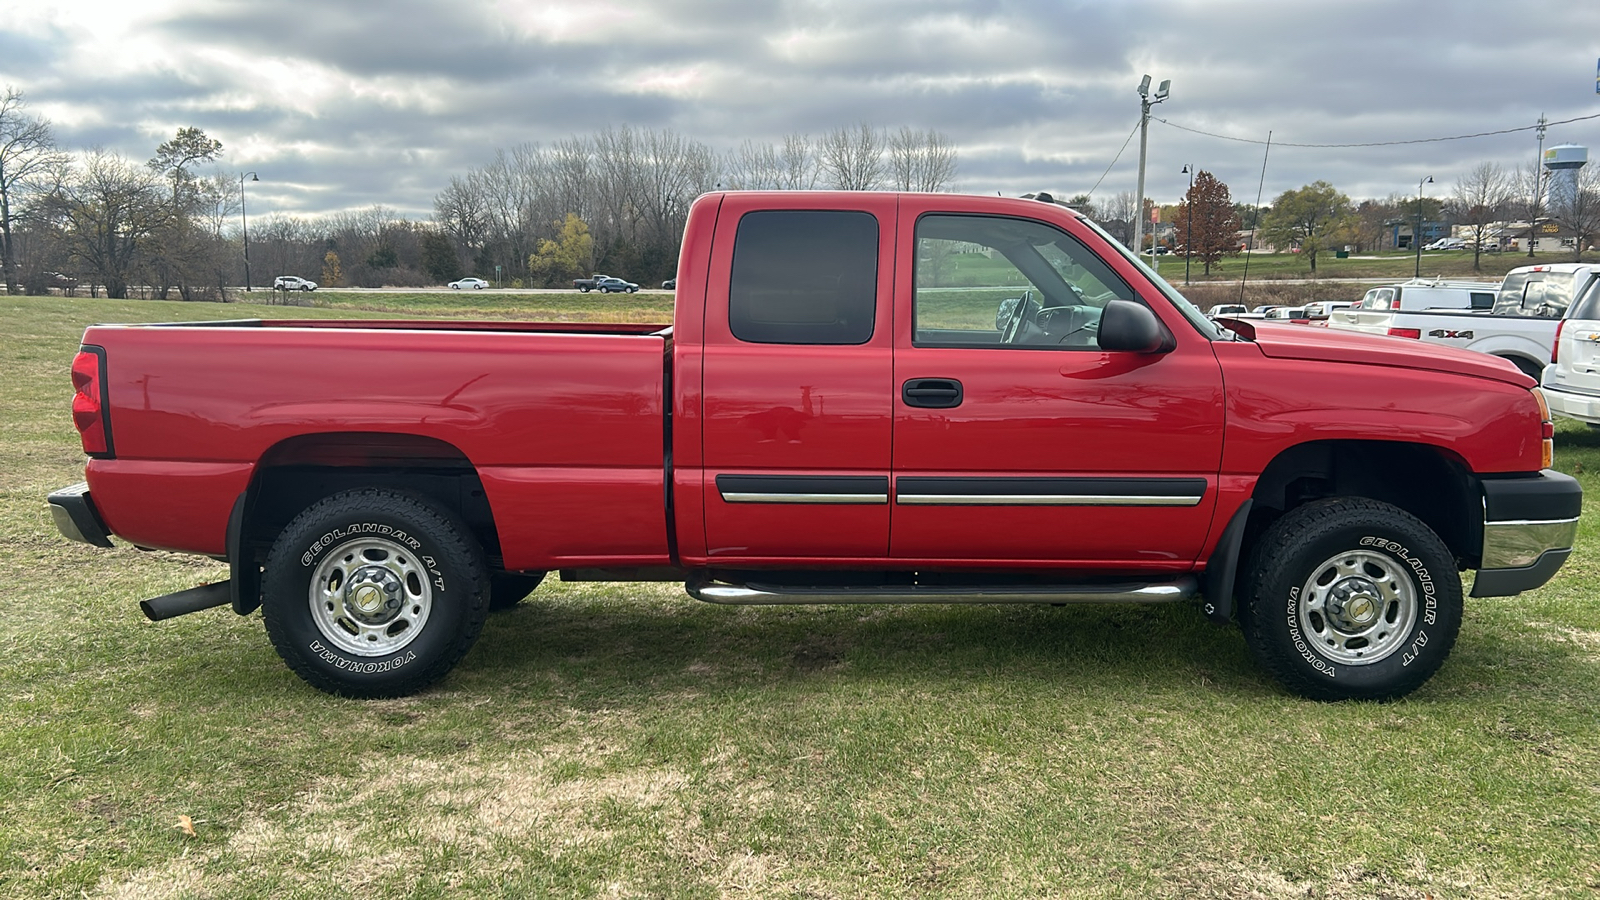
<box><xmin>1</xmin><ymin>294</ymin><xmax>1597</xmax><ymax>899</ymax></box>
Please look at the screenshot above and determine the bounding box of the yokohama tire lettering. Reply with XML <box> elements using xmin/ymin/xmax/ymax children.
<box><xmin>1286</xmin><ymin>587</ymin><xmax>1337</xmax><ymax>678</ymax></box>
<box><xmin>309</xmin><ymin>639</ymin><xmax>418</xmax><ymax>674</ymax></box>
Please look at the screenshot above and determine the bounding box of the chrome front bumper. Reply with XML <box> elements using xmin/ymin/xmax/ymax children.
<box><xmin>1472</xmin><ymin>470</ymin><xmax>1582</xmax><ymax>597</ymax></box>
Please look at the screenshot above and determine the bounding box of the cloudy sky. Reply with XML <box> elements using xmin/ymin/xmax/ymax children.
<box><xmin>5</xmin><ymin>0</ymin><xmax>1599</xmax><ymax>222</ymax></box>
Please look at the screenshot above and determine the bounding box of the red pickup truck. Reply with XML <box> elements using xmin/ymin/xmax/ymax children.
<box><xmin>50</xmin><ymin>191</ymin><xmax>1580</xmax><ymax>701</ymax></box>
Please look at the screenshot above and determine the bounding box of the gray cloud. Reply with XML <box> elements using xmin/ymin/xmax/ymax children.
<box><xmin>2</xmin><ymin>0</ymin><xmax>1597</xmax><ymax>219</ymax></box>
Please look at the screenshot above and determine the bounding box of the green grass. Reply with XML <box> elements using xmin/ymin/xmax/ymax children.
<box><xmin>2</xmin><ymin>294</ymin><xmax>1598</xmax><ymax>898</ymax></box>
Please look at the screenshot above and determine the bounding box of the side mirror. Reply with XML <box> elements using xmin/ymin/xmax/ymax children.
<box><xmin>1097</xmin><ymin>299</ymin><xmax>1173</xmax><ymax>353</ymax></box>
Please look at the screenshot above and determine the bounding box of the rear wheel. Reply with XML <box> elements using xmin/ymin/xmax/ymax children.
<box><xmin>262</xmin><ymin>488</ymin><xmax>489</xmax><ymax>697</ymax></box>
<box><xmin>1241</xmin><ymin>497</ymin><xmax>1462</xmax><ymax>701</ymax></box>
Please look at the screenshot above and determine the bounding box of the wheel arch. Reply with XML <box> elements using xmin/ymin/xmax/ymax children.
<box><xmin>232</xmin><ymin>431</ymin><xmax>506</xmax><ymax>614</ymax></box>
<box><xmin>1244</xmin><ymin>439</ymin><xmax>1482</xmax><ymax>568</ymax></box>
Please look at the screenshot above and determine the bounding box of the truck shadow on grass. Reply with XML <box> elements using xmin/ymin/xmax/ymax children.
<box><xmin>456</xmin><ymin>588</ymin><xmax>1590</xmax><ymax>705</ymax></box>
<box><xmin>463</xmin><ymin>593</ymin><xmax>1272</xmax><ymax>701</ymax></box>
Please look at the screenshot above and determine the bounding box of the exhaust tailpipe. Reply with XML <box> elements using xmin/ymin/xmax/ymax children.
<box><xmin>140</xmin><ymin>582</ymin><xmax>232</xmax><ymax>621</ymax></box>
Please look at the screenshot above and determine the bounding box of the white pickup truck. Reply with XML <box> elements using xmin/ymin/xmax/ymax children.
<box><xmin>1329</xmin><ymin>266</ymin><xmax>1599</xmax><ymax>378</ymax></box>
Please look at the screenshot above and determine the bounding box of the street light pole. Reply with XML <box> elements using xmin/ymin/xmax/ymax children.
<box><xmin>240</xmin><ymin>171</ymin><xmax>259</xmax><ymax>291</ymax></box>
<box><xmin>1415</xmin><ymin>175</ymin><xmax>1433</xmax><ymax>279</ymax></box>
<box><xmin>1181</xmin><ymin>164</ymin><xmax>1194</xmax><ymax>284</ymax></box>
<box><xmin>1132</xmin><ymin>75</ymin><xmax>1169</xmax><ymax>260</ymax></box>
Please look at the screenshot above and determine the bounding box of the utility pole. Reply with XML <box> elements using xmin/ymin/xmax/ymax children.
<box><xmin>1530</xmin><ymin>114</ymin><xmax>1547</xmax><ymax>257</ymax></box>
<box><xmin>1132</xmin><ymin>75</ymin><xmax>1169</xmax><ymax>260</ymax></box>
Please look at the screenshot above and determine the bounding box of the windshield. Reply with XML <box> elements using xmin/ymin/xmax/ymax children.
<box><xmin>1078</xmin><ymin>215</ymin><xmax>1223</xmax><ymax>340</ymax></box>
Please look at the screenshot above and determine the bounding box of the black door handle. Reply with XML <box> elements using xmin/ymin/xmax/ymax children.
<box><xmin>902</xmin><ymin>378</ymin><xmax>963</xmax><ymax>409</ymax></box>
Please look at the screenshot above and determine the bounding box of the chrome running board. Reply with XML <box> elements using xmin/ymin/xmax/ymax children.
<box><xmin>686</xmin><ymin>575</ymin><xmax>1199</xmax><ymax>606</ymax></box>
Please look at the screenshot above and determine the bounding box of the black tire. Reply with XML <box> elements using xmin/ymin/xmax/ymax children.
<box><xmin>1241</xmin><ymin>497</ymin><xmax>1462</xmax><ymax>701</ymax></box>
<box><xmin>488</xmin><ymin>571</ymin><xmax>547</xmax><ymax>611</ymax></box>
<box><xmin>579</xmin><ymin>285</ymin><xmax>590</xmax><ymax>293</ymax></box>
<box><xmin>261</xmin><ymin>488</ymin><xmax>489</xmax><ymax>698</ymax></box>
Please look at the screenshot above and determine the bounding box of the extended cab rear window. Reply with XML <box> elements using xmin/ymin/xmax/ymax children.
<box><xmin>728</xmin><ymin>210</ymin><xmax>878</xmax><ymax>345</ymax></box>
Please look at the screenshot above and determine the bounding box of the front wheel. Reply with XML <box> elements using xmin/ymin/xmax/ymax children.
<box><xmin>262</xmin><ymin>488</ymin><xmax>489</xmax><ymax>697</ymax></box>
<box><xmin>1241</xmin><ymin>498</ymin><xmax>1462</xmax><ymax>701</ymax></box>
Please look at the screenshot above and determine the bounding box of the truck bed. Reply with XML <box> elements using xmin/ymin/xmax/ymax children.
<box><xmin>81</xmin><ymin>319</ymin><xmax>674</xmax><ymax>569</ymax></box>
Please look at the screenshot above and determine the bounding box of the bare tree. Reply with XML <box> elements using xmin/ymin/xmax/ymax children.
<box><xmin>726</xmin><ymin>133</ymin><xmax>819</xmax><ymax>191</ymax></box>
<box><xmin>887</xmin><ymin>127</ymin><xmax>957</xmax><ymax>192</ymax></box>
<box><xmin>726</xmin><ymin>139</ymin><xmax>783</xmax><ymax>190</ymax></box>
<box><xmin>1450</xmin><ymin>162</ymin><xmax>1514</xmax><ymax>270</ymax></box>
<box><xmin>433</xmin><ymin>173</ymin><xmax>491</xmax><ymax>270</ymax></box>
<box><xmin>0</xmin><ymin>87</ymin><xmax>66</xmax><ymax>294</ymax></box>
<box><xmin>819</xmin><ymin>124</ymin><xmax>885</xmax><ymax>191</ymax></box>
<box><xmin>53</xmin><ymin>149</ymin><xmax>171</xmax><ymax>298</ymax></box>
<box><xmin>777</xmin><ymin>133</ymin><xmax>818</xmax><ymax>190</ymax></box>
<box><xmin>1094</xmin><ymin>191</ymin><xmax>1140</xmax><ymax>248</ymax></box>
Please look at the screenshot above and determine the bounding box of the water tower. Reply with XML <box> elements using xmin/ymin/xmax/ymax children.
<box><xmin>1544</xmin><ymin>144</ymin><xmax>1588</xmax><ymax>212</ymax></box>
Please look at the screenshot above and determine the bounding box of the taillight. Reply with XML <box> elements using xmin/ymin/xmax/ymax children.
<box><xmin>70</xmin><ymin>346</ymin><xmax>112</xmax><ymax>457</ymax></box>
<box><xmin>1387</xmin><ymin>327</ymin><xmax>1422</xmax><ymax>339</ymax></box>
<box><xmin>1552</xmin><ymin>319</ymin><xmax>1565</xmax><ymax>363</ymax></box>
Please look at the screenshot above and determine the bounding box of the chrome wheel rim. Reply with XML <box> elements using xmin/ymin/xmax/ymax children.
<box><xmin>309</xmin><ymin>537</ymin><xmax>433</xmax><ymax>656</ymax></box>
<box><xmin>1296</xmin><ymin>549</ymin><xmax>1417</xmax><ymax>666</ymax></box>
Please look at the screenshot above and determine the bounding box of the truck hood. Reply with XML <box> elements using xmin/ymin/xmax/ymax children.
<box><xmin>1219</xmin><ymin>318</ymin><xmax>1535</xmax><ymax>387</ymax></box>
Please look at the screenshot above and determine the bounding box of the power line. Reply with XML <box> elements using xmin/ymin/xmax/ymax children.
<box><xmin>1152</xmin><ymin>111</ymin><xmax>1600</xmax><ymax>148</ymax></box>
<box><xmin>1085</xmin><ymin>120</ymin><xmax>1141</xmax><ymax>197</ymax></box>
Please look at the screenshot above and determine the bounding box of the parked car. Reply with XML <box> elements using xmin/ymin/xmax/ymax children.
<box><xmin>1206</xmin><ymin>304</ymin><xmax>1247</xmax><ymax>316</ymax></box>
<box><xmin>663</xmin><ymin>278</ymin><xmax>677</xmax><ymax>290</ymax></box>
<box><xmin>1540</xmin><ymin>269</ymin><xmax>1600</xmax><ymax>425</ymax></box>
<box><xmin>595</xmin><ymin>277</ymin><xmax>639</xmax><ymax>294</ymax></box>
<box><xmin>449</xmin><ymin>277</ymin><xmax>489</xmax><ymax>290</ymax></box>
<box><xmin>1423</xmin><ymin>238</ymin><xmax>1467</xmax><ymax>251</ymax></box>
<box><xmin>572</xmin><ymin>274</ymin><xmax>613</xmax><ymax>292</ymax></box>
<box><xmin>48</xmin><ymin>190</ymin><xmax>1578</xmax><ymax>703</ymax></box>
<box><xmin>273</xmin><ymin>275</ymin><xmax>318</xmax><ymax>292</ymax></box>
<box><xmin>1262</xmin><ymin>306</ymin><xmax>1309</xmax><ymax>321</ymax></box>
